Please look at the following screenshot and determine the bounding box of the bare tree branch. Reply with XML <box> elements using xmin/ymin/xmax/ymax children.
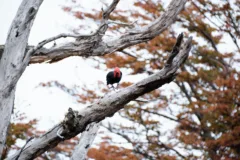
<box><xmin>107</xmin><ymin>19</ymin><xmax>137</xmax><ymax>26</ymax></box>
<box><xmin>102</xmin><ymin>0</ymin><xmax>120</xmax><ymax>20</ymax></box>
<box><xmin>0</xmin><ymin>0</ymin><xmax>43</xmax><ymax>157</ymax></box>
<box><xmin>0</xmin><ymin>0</ymin><xmax>121</xmax><ymax>63</ymax></box>
<box><xmin>120</xmin><ymin>50</ymin><xmax>138</xmax><ymax>59</ymax></box>
<box><xmin>0</xmin><ymin>0</ymin><xmax>186</xmax><ymax>63</ymax></box>
<box><xmin>18</xmin><ymin>0</ymin><xmax>186</xmax><ymax>64</ymax></box>
<box><xmin>133</xmin><ymin>107</ymin><xmax>180</xmax><ymax>122</ymax></box>
<box><xmin>27</xmin><ymin>33</ymin><xmax>100</xmax><ymax>57</ymax></box>
<box><xmin>8</xmin><ymin>34</ymin><xmax>192</xmax><ymax>160</ymax></box>
<box><xmin>71</xmin><ymin>123</ymin><xmax>100</xmax><ymax>160</ymax></box>
<box><xmin>133</xmin><ymin>96</ymin><xmax>166</xmax><ymax>103</ymax></box>
<box><xmin>144</xmin><ymin>123</ymin><xmax>186</xmax><ymax>159</ymax></box>
<box><xmin>102</xmin><ymin>123</ymin><xmax>155</xmax><ymax>159</ymax></box>
<box><xmin>15</xmin><ymin>137</ymin><xmax>34</xmax><ymax>160</ymax></box>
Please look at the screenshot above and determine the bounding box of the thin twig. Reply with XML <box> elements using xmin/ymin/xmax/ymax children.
<box><xmin>102</xmin><ymin>123</ymin><xmax>156</xmax><ymax>159</ymax></box>
<box><xmin>160</xmin><ymin>141</ymin><xmax>186</xmax><ymax>159</ymax></box>
<box><xmin>133</xmin><ymin>96</ymin><xmax>167</xmax><ymax>103</ymax></box>
<box><xmin>120</xmin><ymin>50</ymin><xmax>137</xmax><ymax>58</ymax></box>
<box><xmin>107</xmin><ymin>20</ymin><xmax>137</xmax><ymax>27</ymax></box>
<box><xmin>102</xmin><ymin>0</ymin><xmax>120</xmax><ymax>20</ymax></box>
<box><xmin>132</xmin><ymin>106</ymin><xmax>180</xmax><ymax>122</ymax></box>
<box><xmin>143</xmin><ymin>118</ymin><xmax>186</xmax><ymax>159</ymax></box>
<box><xmin>15</xmin><ymin>137</ymin><xmax>34</xmax><ymax>160</ymax></box>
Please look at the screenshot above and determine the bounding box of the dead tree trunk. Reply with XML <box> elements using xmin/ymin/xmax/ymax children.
<box><xmin>0</xmin><ymin>0</ymin><xmax>43</xmax><ymax>158</ymax></box>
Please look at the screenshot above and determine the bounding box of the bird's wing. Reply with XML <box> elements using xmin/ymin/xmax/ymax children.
<box><xmin>119</xmin><ymin>71</ymin><xmax>122</xmax><ymax>81</ymax></box>
<box><xmin>106</xmin><ymin>71</ymin><xmax>114</xmax><ymax>84</ymax></box>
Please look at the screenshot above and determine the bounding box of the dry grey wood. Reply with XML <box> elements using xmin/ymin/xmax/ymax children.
<box><xmin>8</xmin><ymin>35</ymin><xmax>192</xmax><ymax>160</ymax></box>
<box><xmin>71</xmin><ymin>122</ymin><xmax>100</xmax><ymax>160</ymax></box>
<box><xmin>31</xmin><ymin>0</ymin><xmax>185</xmax><ymax>63</ymax></box>
<box><xmin>21</xmin><ymin>0</ymin><xmax>185</xmax><ymax>63</ymax></box>
<box><xmin>0</xmin><ymin>0</ymin><xmax>186</xmax><ymax>64</ymax></box>
<box><xmin>0</xmin><ymin>0</ymin><xmax>43</xmax><ymax>158</ymax></box>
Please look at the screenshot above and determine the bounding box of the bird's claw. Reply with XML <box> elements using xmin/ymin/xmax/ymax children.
<box><xmin>116</xmin><ymin>83</ymin><xmax>120</xmax><ymax>90</ymax></box>
<box><xmin>107</xmin><ymin>85</ymin><xmax>115</xmax><ymax>90</ymax></box>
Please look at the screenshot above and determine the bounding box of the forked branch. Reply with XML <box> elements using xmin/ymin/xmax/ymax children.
<box><xmin>0</xmin><ymin>0</ymin><xmax>187</xmax><ymax>64</ymax></box>
<box><xmin>8</xmin><ymin>34</ymin><xmax>192</xmax><ymax>160</ymax></box>
<box><xmin>30</xmin><ymin>0</ymin><xmax>186</xmax><ymax>63</ymax></box>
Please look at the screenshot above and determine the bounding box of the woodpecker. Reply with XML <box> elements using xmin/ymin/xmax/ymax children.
<box><xmin>106</xmin><ymin>67</ymin><xmax>122</xmax><ymax>89</ymax></box>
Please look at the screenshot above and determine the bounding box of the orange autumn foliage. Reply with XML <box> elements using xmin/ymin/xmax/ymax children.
<box><xmin>87</xmin><ymin>142</ymin><xmax>139</xmax><ymax>160</ymax></box>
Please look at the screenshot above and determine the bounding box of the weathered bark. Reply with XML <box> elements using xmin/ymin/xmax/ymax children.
<box><xmin>31</xmin><ymin>0</ymin><xmax>186</xmax><ymax>63</ymax></box>
<box><xmin>71</xmin><ymin>123</ymin><xmax>100</xmax><ymax>160</ymax></box>
<box><xmin>0</xmin><ymin>0</ymin><xmax>187</xmax><ymax>64</ymax></box>
<box><xmin>8</xmin><ymin>34</ymin><xmax>192</xmax><ymax>160</ymax></box>
<box><xmin>0</xmin><ymin>0</ymin><xmax>43</xmax><ymax>158</ymax></box>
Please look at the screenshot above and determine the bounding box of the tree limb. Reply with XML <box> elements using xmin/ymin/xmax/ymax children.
<box><xmin>3</xmin><ymin>0</ymin><xmax>186</xmax><ymax>64</ymax></box>
<box><xmin>102</xmin><ymin>0</ymin><xmax>119</xmax><ymax>20</ymax></box>
<box><xmin>15</xmin><ymin>137</ymin><xmax>34</xmax><ymax>160</ymax></box>
<box><xmin>8</xmin><ymin>34</ymin><xmax>192</xmax><ymax>160</ymax></box>
<box><xmin>70</xmin><ymin>122</ymin><xmax>100</xmax><ymax>160</ymax></box>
